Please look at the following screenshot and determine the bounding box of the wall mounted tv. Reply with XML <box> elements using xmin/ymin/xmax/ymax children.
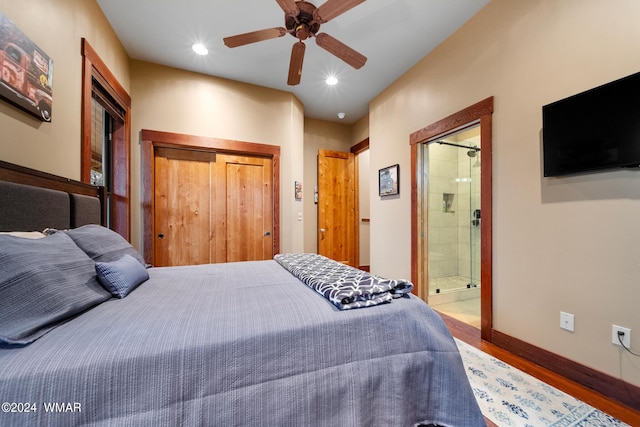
<box><xmin>542</xmin><ymin>71</ymin><xmax>640</xmax><ymax>177</ymax></box>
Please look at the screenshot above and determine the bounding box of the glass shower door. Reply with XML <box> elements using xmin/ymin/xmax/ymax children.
<box><xmin>467</xmin><ymin>145</ymin><xmax>481</xmax><ymax>289</ymax></box>
<box><xmin>424</xmin><ymin>125</ymin><xmax>481</xmax><ymax>300</ymax></box>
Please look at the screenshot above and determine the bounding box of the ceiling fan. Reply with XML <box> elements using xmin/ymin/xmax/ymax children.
<box><xmin>223</xmin><ymin>0</ymin><xmax>367</xmax><ymax>86</ymax></box>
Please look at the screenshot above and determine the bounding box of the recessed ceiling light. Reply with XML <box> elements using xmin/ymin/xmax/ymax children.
<box><xmin>337</xmin><ymin>112</ymin><xmax>346</xmax><ymax>120</ymax></box>
<box><xmin>326</xmin><ymin>76</ymin><xmax>338</xmax><ymax>86</ymax></box>
<box><xmin>192</xmin><ymin>43</ymin><xmax>208</xmax><ymax>56</ymax></box>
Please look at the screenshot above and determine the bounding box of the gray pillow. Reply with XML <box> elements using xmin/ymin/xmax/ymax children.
<box><xmin>95</xmin><ymin>254</ymin><xmax>149</xmax><ymax>298</ymax></box>
<box><xmin>0</xmin><ymin>232</ymin><xmax>112</xmax><ymax>347</ymax></box>
<box><xmin>63</xmin><ymin>224</ymin><xmax>146</xmax><ymax>266</ymax></box>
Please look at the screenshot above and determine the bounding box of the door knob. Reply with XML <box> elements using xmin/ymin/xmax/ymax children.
<box><xmin>319</xmin><ymin>228</ymin><xmax>325</xmax><ymax>239</ymax></box>
<box><xmin>158</xmin><ymin>233</ymin><xmax>164</xmax><ymax>239</ymax></box>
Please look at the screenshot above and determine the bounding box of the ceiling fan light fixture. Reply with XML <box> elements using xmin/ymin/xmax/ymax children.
<box><xmin>223</xmin><ymin>0</ymin><xmax>368</xmax><ymax>85</ymax></box>
<box><xmin>326</xmin><ymin>75</ymin><xmax>338</xmax><ymax>86</ymax></box>
<box><xmin>192</xmin><ymin>43</ymin><xmax>208</xmax><ymax>56</ymax></box>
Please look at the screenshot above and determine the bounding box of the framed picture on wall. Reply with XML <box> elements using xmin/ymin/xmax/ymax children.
<box><xmin>295</xmin><ymin>181</ymin><xmax>302</xmax><ymax>200</ymax></box>
<box><xmin>0</xmin><ymin>13</ymin><xmax>53</xmax><ymax>121</ymax></box>
<box><xmin>379</xmin><ymin>164</ymin><xmax>399</xmax><ymax>196</ymax></box>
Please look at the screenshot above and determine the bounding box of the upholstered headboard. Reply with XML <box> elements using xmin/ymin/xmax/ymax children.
<box><xmin>0</xmin><ymin>161</ymin><xmax>105</xmax><ymax>232</ymax></box>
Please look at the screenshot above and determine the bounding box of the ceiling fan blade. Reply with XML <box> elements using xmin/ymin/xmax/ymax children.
<box><xmin>223</xmin><ymin>27</ymin><xmax>287</xmax><ymax>48</ymax></box>
<box><xmin>315</xmin><ymin>33</ymin><xmax>366</xmax><ymax>69</ymax></box>
<box><xmin>287</xmin><ymin>42</ymin><xmax>306</xmax><ymax>86</ymax></box>
<box><xmin>314</xmin><ymin>0</ymin><xmax>365</xmax><ymax>23</ymax></box>
<box><xmin>275</xmin><ymin>0</ymin><xmax>299</xmax><ymax>16</ymax></box>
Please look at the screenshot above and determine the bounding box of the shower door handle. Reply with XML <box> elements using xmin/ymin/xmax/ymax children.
<box><xmin>471</xmin><ymin>210</ymin><xmax>481</xmax><ymax>227</ymax></box>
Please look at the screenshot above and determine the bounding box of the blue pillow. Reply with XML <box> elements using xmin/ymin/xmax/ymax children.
<box><xmin>0</xmin><ymin>232</ymin><xmax>112</xmax><ymax>347</ymax></box>
<box><xmin>95</xmin><ymin>254</ymin><xmax>149</xmax><ymax>298</ymax></box>
<box><xmin>63</xmin><ymin>224</ymin><xmax>147</xmax><ymax>266</ymax></box>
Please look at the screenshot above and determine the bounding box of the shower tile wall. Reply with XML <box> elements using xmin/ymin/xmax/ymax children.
<box><xmin>428</xmin><ymin>144</ymin><xmax>458</xmax><ymax>281</ymax></box>
<box><xmin>457</xmin><ymin>153</ymin><xmax>471</xmax><ymax>280</ymax></box>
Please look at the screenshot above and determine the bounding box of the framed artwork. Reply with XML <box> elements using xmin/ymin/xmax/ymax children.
<box><xmin>295</xmin><ymin>181</ymin><xmax>302</xmax><ymax>200</ymax></box>
<box><xmin>0</xmin><ymin>13</ymin><xmax>53</xmax><ymax>121</ymax></box>
<box><xmin>379</xmin><ymin>164</ymin><xmax>399</xmax><ymax>197</ymax></box>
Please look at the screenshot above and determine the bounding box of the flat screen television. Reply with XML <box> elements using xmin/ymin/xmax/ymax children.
<box><xmin>542</xmin><ymin>71</ymin><xmax>640</xmax><ymax>177</ymax></box>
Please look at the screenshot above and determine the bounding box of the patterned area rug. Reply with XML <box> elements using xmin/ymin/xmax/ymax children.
<box><xmin>455</xmin><ymin>339</ymin><xmax>629</xmax><ymax>427</ymax></box>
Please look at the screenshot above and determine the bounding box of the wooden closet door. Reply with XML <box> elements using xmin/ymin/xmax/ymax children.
<box><xmin>154</xmin><ymin>147</ymin><xmax>213</xmax><ymax>266</ymax></box>
<box><xmin>215</xmin><ymin>154</ymin><xmax>273</xmax><ymax>262</ymax></box>
<box><xmin>153</xmin><ymin>148</ymin><xmax>273</xmax><ymax>266</ymax></box>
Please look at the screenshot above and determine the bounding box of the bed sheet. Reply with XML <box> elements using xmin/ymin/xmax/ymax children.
<box><xmin>0</xmin><ymin>260</ymin><xmax>483</xmax><ymax>426</ymax></box>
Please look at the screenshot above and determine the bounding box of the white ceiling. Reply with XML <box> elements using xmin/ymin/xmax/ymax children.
<box><xmin>96</xmin><ymin>0</ymin><xmax>489</xmax><ymax>124</ymax></box>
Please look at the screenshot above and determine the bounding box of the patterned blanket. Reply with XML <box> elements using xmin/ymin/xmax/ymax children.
<box><xmin>274</xmin><ymin>253</ymin><xmax>413</xmax><ymax>310</ymax></box>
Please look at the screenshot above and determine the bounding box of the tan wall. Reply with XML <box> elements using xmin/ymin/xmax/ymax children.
<box><xmin>370</xmin><ymin>0</ymin><xmax>640</xmax><ymax>386</ymax></box>
<box><xmin>0</xmin><ymin>0</ymin><xmax>129</xmax><ymax>178</ymax></box>
<box><xmin>302</xmin><ymin>117</ymin><xmax>352</xmax><ymax>254</ymax></box>
<box><xmin>129</xmin><ymin>60</ymin><xmax>305</xmax><ymax>253</ymax></box>
<box><xmin>350</xmin><ymin>114</ymin><xmax>369</xmax><ymax>145</ymax></box>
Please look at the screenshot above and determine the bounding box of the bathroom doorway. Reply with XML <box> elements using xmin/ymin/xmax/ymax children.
<box><xmin>410</xmin><ymin>97</ymin><xmax>493</xmax><ymax>340</ymax></box>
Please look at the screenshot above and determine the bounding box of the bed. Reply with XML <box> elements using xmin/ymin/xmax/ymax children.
<box><xmin>0</xmin><ymin>161</ymin><xmax>484</xmax><ymax>427</ymax></box>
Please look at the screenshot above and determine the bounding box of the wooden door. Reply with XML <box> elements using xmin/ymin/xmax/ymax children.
<box><xmin>317</xmin><ymin>149</ymin><xmax>356</xmax><ymax>266</ymax></box>
<box><xmin>154</xmin><ymin>147</ymin><xmax>214</xmax><ymax>266</ymax></box>
<box><xmin>154</xmin><ymin>148</ymin><xmax>273</xmax><ymax>266</ymax></box>
<box><xmin>216</xmin><ymin>154</ymin><xmax>273</xmax><ymax>263</ymax></box>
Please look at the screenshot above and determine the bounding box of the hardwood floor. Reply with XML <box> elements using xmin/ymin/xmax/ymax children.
<box><xmin>439</xmin><ymin>312</ymin><xmax>640</xmax><ymax>427</ymax></box>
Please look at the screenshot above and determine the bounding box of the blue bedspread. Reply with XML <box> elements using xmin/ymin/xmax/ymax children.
<box><xmin>275</xmin><ymin>253</ymin><xmax>413</xmax><ymax>309</ymax></box>
<box><xmin>0</xmin><ymin>260</ymin><xmax>484</xmax><ymax>426</ymax></box>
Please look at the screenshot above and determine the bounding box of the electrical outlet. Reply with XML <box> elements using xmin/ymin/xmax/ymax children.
<box><xmin>560</xmin><ymin>311</ymin><xmax>574</xmax><ymax>332</ymax></box>
<box><xmin>612</xmin><ymin>325</ymin><xmax>631</xmax><ymax>348</ymax></box>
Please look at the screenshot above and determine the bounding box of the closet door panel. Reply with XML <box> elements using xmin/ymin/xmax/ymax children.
<box><xmin>154</xmin><ymin>147</ymin><xmax>213</xmax><ymax>266</ymax></box>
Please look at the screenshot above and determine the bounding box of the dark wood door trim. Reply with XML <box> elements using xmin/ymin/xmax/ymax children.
<box><xmin>409</xmin><ymin>97</ymin><xmax>494</xmax><ymax>341</ymax></box>
<box><xmin>350</xmin><ymin>137</ymin><xmax>369</xmax><ymax>154</ymax></box>
<box><xmin>140</xmin><ymin>129</ymin><xmax>280</xmax><ymax>265</ymax></box>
